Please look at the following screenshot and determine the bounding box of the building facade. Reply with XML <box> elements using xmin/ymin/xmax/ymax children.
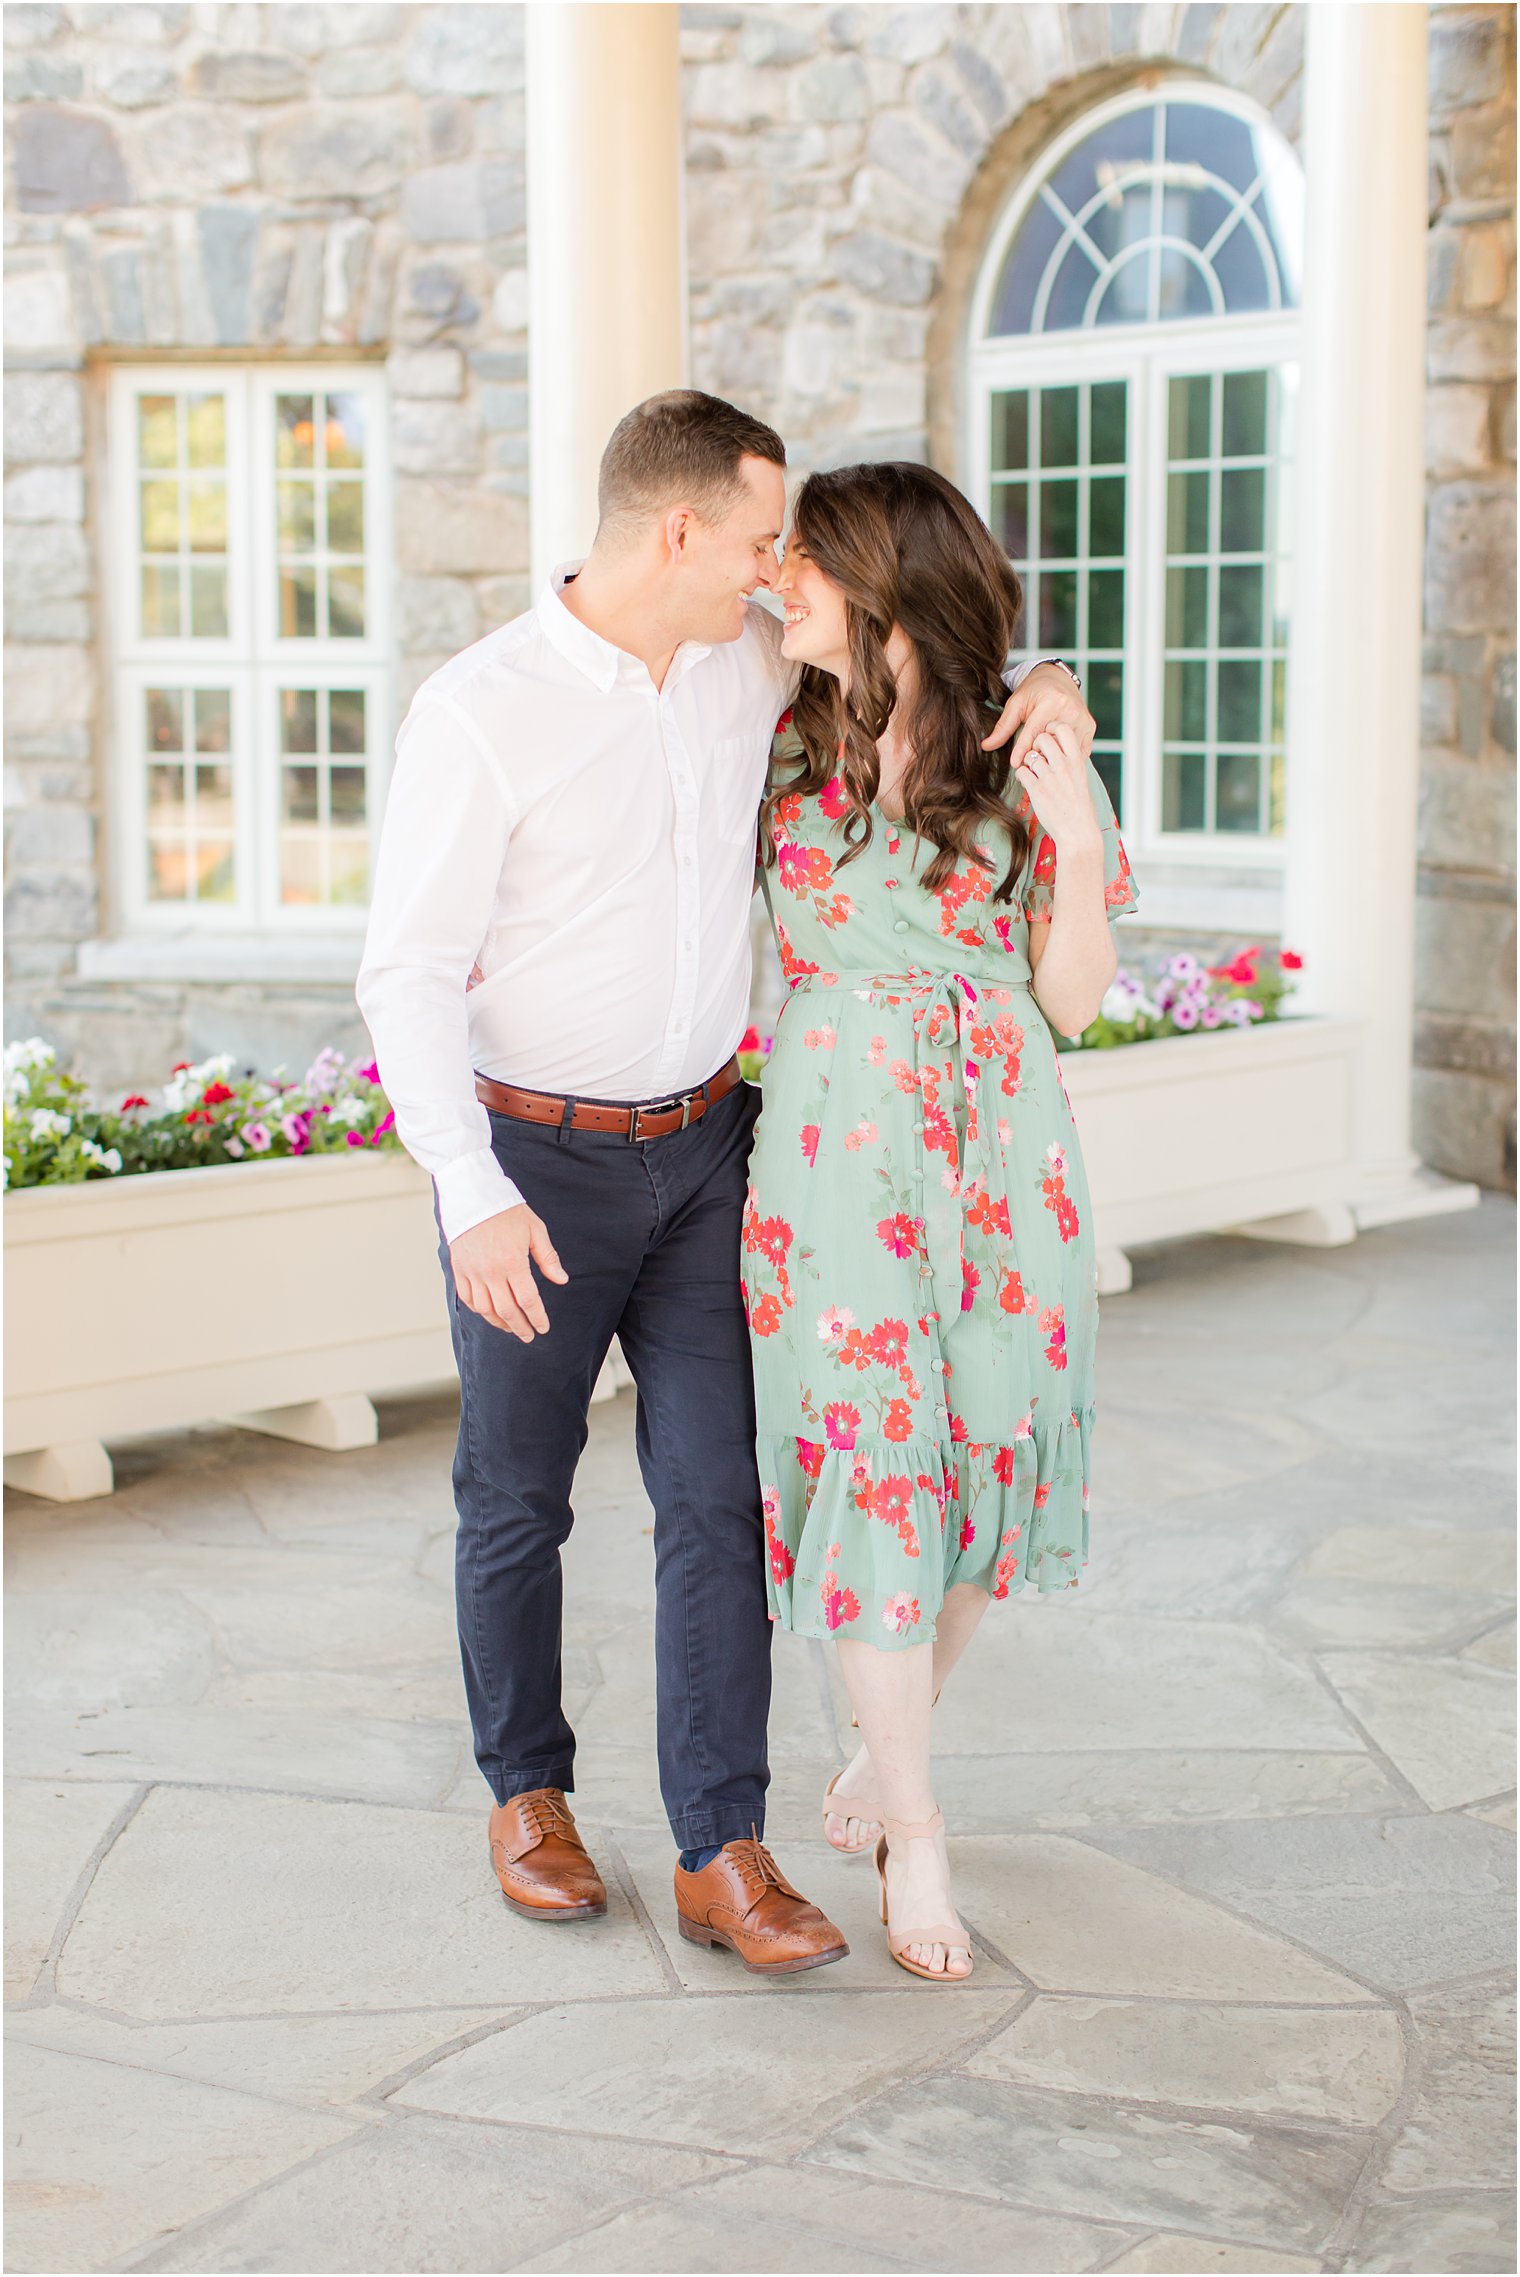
<box><xmin>3</xmin><ymin>2</ymin><xmax>1515</xmax><ymax>1187</ymax></box>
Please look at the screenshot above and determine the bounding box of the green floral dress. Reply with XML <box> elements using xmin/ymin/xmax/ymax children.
<box><xmin>742</xmin><ymin>713</ymin><xmax>1138</xmax><ymax>1649</ymax></box>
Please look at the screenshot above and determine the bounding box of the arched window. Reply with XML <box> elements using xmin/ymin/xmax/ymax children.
<box><xmin>969</xmin><ymin>87</ymin><xmax>1303</xmax><ymax>880</ymax></box>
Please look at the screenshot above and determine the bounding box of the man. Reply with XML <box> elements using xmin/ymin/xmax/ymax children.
<box><xmin>357</xmin><ymin>391</ymin><xmax>1094</xmax><ymax>1974</ymax></box>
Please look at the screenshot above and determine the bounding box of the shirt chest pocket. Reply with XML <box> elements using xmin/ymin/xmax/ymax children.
<box><xmin>707</xmin><ymin>731</ymin><xmax>772</xmax><ymax>848</ymax></box>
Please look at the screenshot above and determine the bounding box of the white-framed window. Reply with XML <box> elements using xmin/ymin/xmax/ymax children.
<box><xmin>106</xmin><ymin>365</ymin><xmax>390</xmax><ymax>947</ymax></box>
<box><xmin>967</xmin><ymin>86</ymin><xmax>1303</xmax><ymax>891</ymax></box>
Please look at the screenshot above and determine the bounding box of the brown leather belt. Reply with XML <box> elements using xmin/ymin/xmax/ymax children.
<box><xmin>474</xmin><ymin>1055</ymin><xmax>742</xmax><ymax>1142</ymax></box>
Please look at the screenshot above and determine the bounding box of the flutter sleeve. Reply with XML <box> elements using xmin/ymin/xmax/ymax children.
<box><xmin>1018</xmin><ymin>759</ymin><xmax>1139</xmax><ymax>924</ymax></box>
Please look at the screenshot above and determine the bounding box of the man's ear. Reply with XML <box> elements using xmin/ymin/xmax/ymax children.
<box><xmin>663</xmin><ymin>504</ymin><xmax>696</xmax><ymax>563</ymax></box>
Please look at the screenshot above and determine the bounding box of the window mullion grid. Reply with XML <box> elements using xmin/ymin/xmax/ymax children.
<box><xmin>1204</xmin><ymin>370</ymin><xmax>1221</xmax><ymax>835</ymax></box>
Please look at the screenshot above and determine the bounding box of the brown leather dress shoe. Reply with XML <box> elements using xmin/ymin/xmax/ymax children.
<box><xmin>488</xmin><ymin>1789</ymin><xmax>607</xmax><ymax>1921</ymax></box>
<box><xmin>675</xmin><ymin>1838</ymin><xmax>849</xmax><ymax>1974</ymax></box>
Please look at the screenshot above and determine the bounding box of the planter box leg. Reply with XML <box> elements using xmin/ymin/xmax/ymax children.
<box><xmin>229</xmin><ymin>1394</ymin><xmax>379</xmax><ymax>1451</ymax></box>
<box><xmin>1096</xmin><ymin>1246</ymin><xmax>1133</xmax><ymax>1296</ymax></box>
<box><xmin>4</xmin><ymin>1439</ymin><xmax>115</xmax><ymax>1502</ymax></box>
<box><xmin>1230</xmin><ymin>1201</ymin><xmax>1358</xmax><ymax>1248</ymax></box>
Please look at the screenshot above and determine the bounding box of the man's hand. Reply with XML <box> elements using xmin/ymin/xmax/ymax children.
<box><xmin>449</xmin><ymin>1203</ymin><xmax>568</xmax><ymax>1341</ymax></box>
<box><xmin>983</xmin><ymin>662</ymin><xmax>1096</xmax><ymax>770</ymax></box>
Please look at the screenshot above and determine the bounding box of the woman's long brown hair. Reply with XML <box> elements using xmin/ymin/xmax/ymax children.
<box><xmin>763</xmin><ymin>461</ymin><xmax>1030</xmax><ymax>900</ymax></box>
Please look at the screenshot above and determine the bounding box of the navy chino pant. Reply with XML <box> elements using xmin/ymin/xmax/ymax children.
<box><xmin>437</xmin><ymin>1077</ymin><xmax>772</xmax><ymax>1851</ymax></box>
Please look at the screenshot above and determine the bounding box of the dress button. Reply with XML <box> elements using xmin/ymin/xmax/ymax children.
<box><xmin>931</xmin><ymin>1357</ymin><xmax>945</xmax><ymax>1374</ymax></box>
<box><xmin>892</xmin><ymin>918</ymin><xmax>909</xmax><ymax>935</ymax></box>
<box><xmin>934</xmin><ymin>1405</ymin><xmax>948</xmax><ymax>1425</ymax></box>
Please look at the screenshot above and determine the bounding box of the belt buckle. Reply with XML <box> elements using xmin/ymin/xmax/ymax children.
<box><xmin>629</xmin><ymin>1095</ymin><xmax>683</xmax><ymax>1143</ymax></box>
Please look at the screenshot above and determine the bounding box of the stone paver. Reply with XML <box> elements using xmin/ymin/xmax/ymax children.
<box><xmin>136</xmin><ymin>2119</ymin><xmax>728</xmax><ymax>2276</ymax></box>
<box><xmin>4</xmin><ymin>2041</ymin><xmax>362</xmax><ymax>2277</ymax></box>
<box><xmin>1087</xmin><ymin>1811</ymin><xmax>1516</xmax><ymax>1993</ymax></box>
<box><xmin>804</xmin><ymin>2075</ymin><xmax>1371</xmax><ymax>2251</ymax></box>
<box><xmin>1315</xmin><ymin>1650</ymin><xmax>1516</xmax><ymax>1810</ymax></box>
<box><xmin>56</xmin><ymin>1787</ymin><xmax>665</xmax><ymax>2016</ymax></box>
<box><xmin>4</xmin><ymin>1201</ymin><xmax>1513</xmax><ymax>2272</ymax></box>
<box><xmin>967</xmin><ymin>1994</ymin><xmax>1405</xmax><ymax>2124</ymax></box>
<box><xmin>515</xmin><ymin>2164</ymin><xmax>1120</xmax><ymax>2274</ymax></box>
<box><xmin>3</xmin><ymin>1779</ymin><xmax>137</xmax><ymax>2002</ymax></box>
<box><xmin>396</xmin><ymin>1993</ymin><xmax>1017</xmax><ymax>2155</ymax></box>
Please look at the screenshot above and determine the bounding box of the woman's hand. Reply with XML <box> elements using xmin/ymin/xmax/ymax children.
<box><xmin>982</xmin><ymin>662</ymin><xmax>1095</xmax><ymax>768</ymax></box>
<box><xmin>1014</xmin><ymin>720</ymin><xmax>1103</xmax><ymax>852</ymax></box>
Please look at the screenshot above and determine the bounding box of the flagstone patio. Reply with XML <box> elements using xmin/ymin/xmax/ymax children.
<box><xmin>5</xmin><ymin>1200</ymin><xmax>1515</xmax><ymax>2276</ymax></box>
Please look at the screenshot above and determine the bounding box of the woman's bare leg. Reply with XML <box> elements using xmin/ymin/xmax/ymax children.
<box><xmin>835</xmin><ymin>1632</ymin><xmax>971</xmax><ymax>1976</ymax></box>
<box><xmin>823</xmin><ymin>1584</ymin><xmax>991</xmax><ymax>1851</ymax></box>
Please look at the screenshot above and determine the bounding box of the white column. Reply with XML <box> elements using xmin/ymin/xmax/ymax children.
<box><xmin>1281</xmin><ymin>5</ymin><xmax>1473</xmax><ymax>1222</ymax></box>
<box><xmin>525</xmin><ymin>2</ymin><xmax>689</xmax><ymax>587</ymax></box>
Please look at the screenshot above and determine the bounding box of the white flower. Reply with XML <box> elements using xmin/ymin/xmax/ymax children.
<box><xmin>28</xmin><ymin>1109</ymin><xmax>70</xmax><ymax>1140</ymax></box>
<box><xmin>80</xmin><ymin>1140</ymin><xmax>122</xmax><ymax>1173</ymax></box>
<box><xmin>328</xmin><ymin>1095</ymin><xmax>368</xmax><ymax>1126</ymax></box>
<box><xmin>4</xmin><ymin>1038</ymin><xmax>55</xmax><ymax>1075</ymax></box>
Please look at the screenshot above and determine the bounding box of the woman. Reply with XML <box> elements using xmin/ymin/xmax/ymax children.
<box><xmin>741</xmin><ymin>462</ymin><xmax>1137</xmax><ymax>1982</ymax></box>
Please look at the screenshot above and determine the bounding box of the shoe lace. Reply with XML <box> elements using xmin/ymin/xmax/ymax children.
<box><xmin>519</xmin><ymin>1792</ymin><xmax>574</xmax><ymax>1843</ymax></box>
<box><xmin>726</xmin><ymin>1833</ymin><xmax>786</xmax><ymax>1898</ymax></box>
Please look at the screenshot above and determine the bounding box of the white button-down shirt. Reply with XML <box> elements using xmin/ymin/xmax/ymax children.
<box><xmin>358</xmin><ymin>565</ymin><xmax>794</xmax><ymax>1241</ymax></box>
<box><xmin>357</xmin><ymin>564</ymin><xmax>1053</xmax><ymax>1244</ymax></box>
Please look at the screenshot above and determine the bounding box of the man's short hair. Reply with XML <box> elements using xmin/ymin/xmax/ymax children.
<box><xmin>597</xmin><ymin>390</ymin><xmax>786</xmax><ymax>532</ymax></box>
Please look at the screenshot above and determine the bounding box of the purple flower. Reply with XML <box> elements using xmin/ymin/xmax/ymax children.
<box><xmin>242</xmin><ymin>1121</ymin><xmax>272</xmax><ymax>1153</ymax></box>
<box><xmin>345</xmin><ymin>1129</ymin><xmax>365</xmax><ymax>1147</ymax></box>
<box><xmin>1172</xmin><ymin>1003</ymin><xmax>1200</xmax><ymax>1031</ymax></box>
<box><xmin>281</xmin><ymin>1109</ymin><xmax>314</xmax><ymax>1153</ymax></box>
<box><xmin>1201</xmin><ymin>1004</ymin><xmax>1224</xmax><ymax>1028</ymax></box>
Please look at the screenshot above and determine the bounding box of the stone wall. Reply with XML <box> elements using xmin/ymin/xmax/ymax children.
<box><xmin>2</xmin><ymin>2</ymin><xmax>1514</xmax><ymax>1186</ymax></box>
<box><xmin>3</xmin><ymin>1</ymin><xmax>529</xmax><ymax>1089</ymax></box>
<box><xmin>1415</xmin><ymin>3</ymin><xmax>1516</xmax><ymax>1191</ymax></box>
<box><xmin>682</xmin><ymin>0</ymin><xmax>1516</xmax><ymax>1189</ymax></box>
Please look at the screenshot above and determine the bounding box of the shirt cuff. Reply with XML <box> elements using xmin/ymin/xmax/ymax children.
<box><xmin>433</xmin><ymin>1147</ymin><xmax>525</xmax><ymax>1246</ymax></box>
<box><xmin>1007</xmin><ymin>656</ymin><xmax>1083</xmax><ymax>691</ymax></box>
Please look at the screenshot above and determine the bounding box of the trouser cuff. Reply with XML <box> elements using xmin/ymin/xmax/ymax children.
<box><xmin>487</xmin><ymin>1762</ymin><xmax>576</xmax><ymax>1806</ymax></box>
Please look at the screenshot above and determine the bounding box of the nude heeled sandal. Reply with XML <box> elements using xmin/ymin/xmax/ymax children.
<box><xmin>873</xmin><ymin>1809</ymin><xmax>974</xmax><ymax>1983</ymax></box>
<box><xmin>820</xmin><ymin>1768</ymin><xmax>885</xmax><ymax>1855</ymax></box>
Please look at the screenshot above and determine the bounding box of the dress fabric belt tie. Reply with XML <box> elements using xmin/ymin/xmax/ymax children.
<box><xmin>787</xmin><ymin>968</ymin><xmax>1031</xmax><ymax>1415</ymax></box>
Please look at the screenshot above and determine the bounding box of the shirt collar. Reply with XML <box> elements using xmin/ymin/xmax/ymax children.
<box><xmin>538</xmin><ymin>560</ymin><xmax>620</xmax><ymax>692</ymax></box>
<box><xmin>537</xmin><ymin>559</ymin><xmax>715</xmax><ymax>694</ymax></box>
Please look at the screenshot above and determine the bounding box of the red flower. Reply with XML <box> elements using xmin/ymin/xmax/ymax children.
<box><xmin>818</xmin><ymin>774</ymin><xmax>849</xmax><ymax>819</ymax></box>
<box><xmin>775</xmin><ymin>707</ymin><xmax>794</xmax><ymax>733</ymax></box>
<box><xmin>992</xmin><ymin>1444</ymin><xmax>1017</xmax><ymax>1485</ymax></box>
<box><xmin>201</xmin><ymin>1080</ymin><xmax>236</xmax><ymax>1106</ymax></box>
<box><xmin>868</xmin><ymin>1318</ymin><xmax>909</xmax><ymax>1365</ymax></box>
<box><xmin>821</xmin><ymin>1578</ymin><xmax>861</xmax><ymax>1631</ymax></box>
<box><xmin>961</xmin><ymin>1260</ymin><xmax>981</xmax><ymax>1313</ymax></box>
<box><xmin>871</xmin><ymin>1475</ymin><xmax>913</xmax><ymax>1527</ymax></box>
<box><xmin>948</xmin><ymin>1412</ymin><xmax>969</xmax><ymax>1445</ymax></box>
<box><xmin>882</xmin><ymin>1397</ymin><xmax>914</xmax><ymax>1442</ymax></box>
<box><xmin>739</xmin><ymin>1025</ymin><xmax>761</xmax><ymax>1053</ymax></box>
<box><xmin>876</xmin><ymin>1212</ymin><xmax>918</xmax><ymax>1259</ymax></box>
<box><xmin>1280</xmin><ymin>949</ymin><xmax>1304</xmax><ymax>971</ymax></box>
<box><xmin>796</xmin><ymin>1437</ymin><xmax>825</xmax><ymax>1479</ymax></box>
<box><xmin>823</xmin><ymin>1400</ymin><xmax>861</xmax><ymax>1451</ymax></box>
<box><xmin>121</xmin><ymin>1094</ymin><xmax>150</xmax><ymax>1112</ymax></box>
<box><xmin>752</xmin><ymin>1213</ymin><xmax>792</xmax><ymax>1266</ymax></box>
<box><xmin>750</xmin><ymin>1293</ymin><xmax>782</xmax><ymax>1338</ymax></box>
<box><xmin>171</xmin><ymin>1060</ymin><xmax>191</xmax><ymax>1073</ymax></box>
<box><xmin>959</xmin><ymin>1517</ymin><xmax>976</xmax><ymax>1552</ymax></box>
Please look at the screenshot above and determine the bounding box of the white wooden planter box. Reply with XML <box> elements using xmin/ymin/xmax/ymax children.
<box><xmin>1060</xmin><ymin>1012</ymin><xmax>1364</xmax><ymax>1290</ymax></box>
<box><xmin>2</xmin><ymin>1150</ymin><xmax>629</xmax><ymax>1503</ymax></box>
<box><xmin>1</xmin><ymin>1015</ymin><xmax>1383</xmax><ymax>1501</ymax></box>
